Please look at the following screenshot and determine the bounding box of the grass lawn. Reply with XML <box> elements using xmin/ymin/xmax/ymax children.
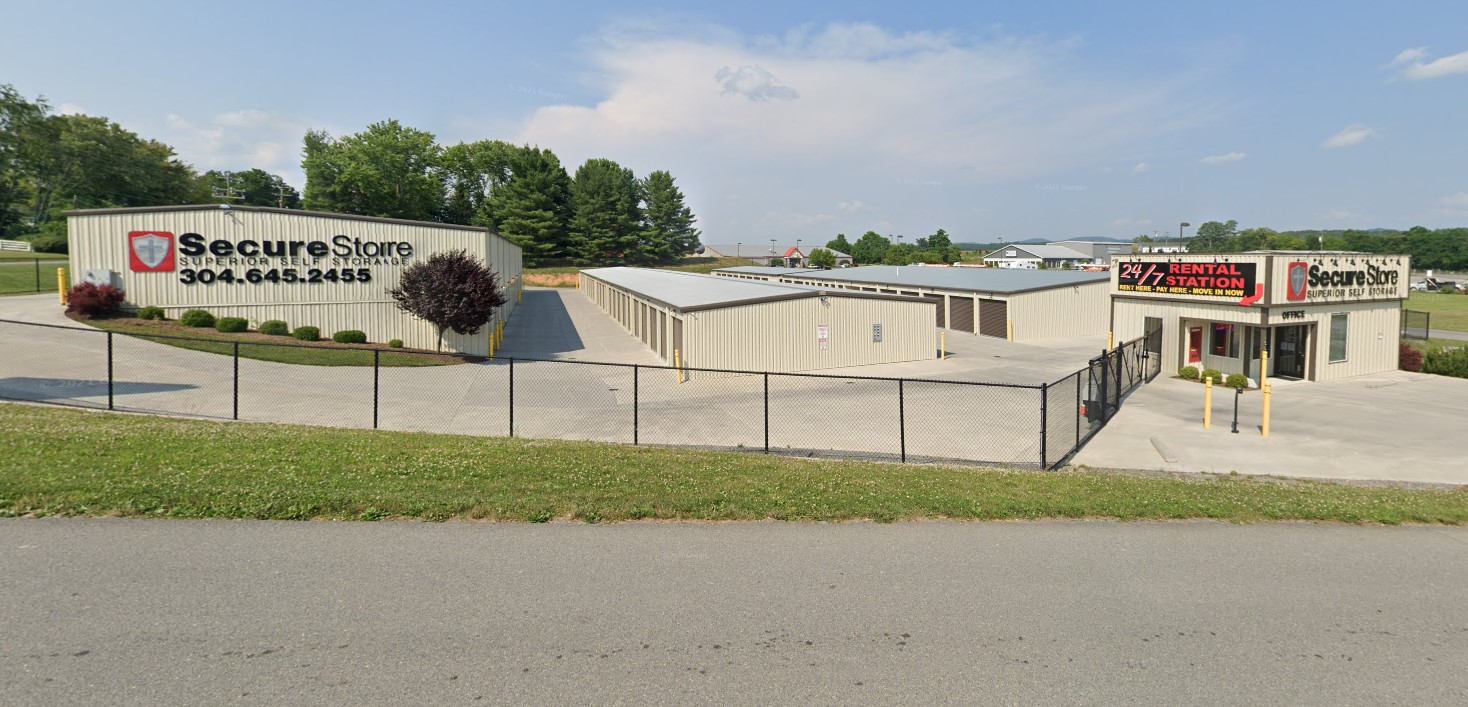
<box><xmin>2</xmin><ymin>403</ymin><xmax>1465</xmax><ymax>524</ymax></box>
<box><xmin>72</xmin><ymin>315</ymin><xmax>474</xmax><ymax>367</ymax></box>
<box><xmin>1407</xmin><ymin>292</ymin><xmax>1468</xmax><ymax>333</ymax></box>
<box><xmin>0</xmin><ymin>260</ymin><xmax>66</xmax><ymax>295</ymax></box>
<box><xmin>0</xmin><ymin>249</ymin><xmax>66</xmax><ymax>261</ymax></box>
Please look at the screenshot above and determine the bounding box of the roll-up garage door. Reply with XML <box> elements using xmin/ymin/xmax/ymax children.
<box><xmin>950</xmin><ymin>297</ymin><xmax>975</xmax><ymax>333</ymax></box>
<box><xmin>979</xmin><ymin>299</ymin><xmax>1008</xmax><ymax>338</ymax></box>
<box><xmin>923</xmin><ymin>294</ymin><xmax>945</xmax><ymax>327</ymax></box>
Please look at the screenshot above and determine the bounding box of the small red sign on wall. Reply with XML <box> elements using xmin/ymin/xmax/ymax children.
<box><xmin>128</xmin><ymin>231</ymin><xmax>176</xmax><ymax>272</ymax></box>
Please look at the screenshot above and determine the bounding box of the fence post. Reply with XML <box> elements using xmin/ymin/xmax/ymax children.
<box><xmin>106</xmin><ymin>331</ymin><xmax>114</xmax><ymax>411</ymax></box>
<box><xmin>1075</xmin><ymin>370</ymin><xmax>1081</xmax><ymax>448</ymax></box>
<box><xmin>1039</xmin><ymin>382</ymin><xmax>1048</xmax><ymax>469</ymax></box>
<box><xmin>1097</xmin><ymin>350</ymin><xmax>1108</xmax><ymax>425</ymax></box>
<box><xmin>898</xmin><ymin>379</ymin><xmax>906</xmax><ymax>463</ymax></box>
<box><xmin>232</xmin><ymin>342</ymin><xmax>239</xmax><ymax>420</ymax></box>
<box><xmin>763</xmin><ymin>372</ymin><xmax>770</xmax><ymax>454</ymax></box>
<box><xmin>508</xmin><ymin>358</ymin><xmax>515</xmax><ymax>437</ymax></box>
<box><xmin>35</xmin><ymin>258</ymin><xmax>41</xmax><ymax>292</ymax></box>
<box><xmin>633</xmin><ymin>364</ymin><xmax>639</xmax><ymax>446</ymax></box>
<box><xmin>372</xmin><ymin>349</ymin><xmax>380</xmax><ymax>429</ymax></box>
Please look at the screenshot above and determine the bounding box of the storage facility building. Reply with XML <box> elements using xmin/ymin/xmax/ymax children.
<box><xmin>1110</xmin><ymin>252</ymin><xmax>1409</xmax><ymax>383</ymax></box>
<box><xmin>715</xmin><ymin>265</ymin><xmax>1110</xmax><ymax>341</ymax></box>
<box><xmin>580</xmin><ymin>267</ymin><xmax>935</xmax><ymax>377</ymax></box>
<box><xmin>65</xmin><ymin>204</ymin><xmax>522</xmax><ymax>355</ymax></box>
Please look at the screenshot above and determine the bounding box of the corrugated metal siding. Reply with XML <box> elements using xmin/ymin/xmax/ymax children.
<box><xmin>950</xmin><ymin>297</ymin><xmax>975</xmax><ymax>333</ymax></box>
<box><xmin>67</xmin><ymin>209</ymin><xmax>520</xmax><ymax>356</ymax></box>
<box><xmin>1005</xmin><ymin>281</ymin><xmax>1109</xmax><ymax>340</ymax></box>
<box><xmin>1312</xmin><ymin>301</ymin><xmax>1401</xmax><ymax>381</ymax></box>
<box><xmin>685</xmin><ymin>297</ymin><xmax>932</xmax><ymax>376</ymax></box>
<box><xmin>978</xmin><ymin>299</ymin><xmax>1007</xmax><ymax>338</ymax></box>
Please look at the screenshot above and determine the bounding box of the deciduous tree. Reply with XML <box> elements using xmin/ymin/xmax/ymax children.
<box><xmin>808</xmin><ymin>248</ymin><xmax>837</xmax><ymax>269</ymax></box>
<box><xmin>388</xmin><ymin>249</ymin><xmax>507</xmax><ymax>351</ymax></box>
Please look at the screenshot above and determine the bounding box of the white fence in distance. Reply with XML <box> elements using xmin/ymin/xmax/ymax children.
<box><xmin>0</xmin><ymin>239</ymin><xmax>34</xmax><ymax>252</ymax></box>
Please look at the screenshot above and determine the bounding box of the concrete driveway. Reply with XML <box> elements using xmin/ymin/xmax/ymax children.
<box><xmin>1072</xmin><ymin>371</ymin><xmax>1468</xmax><ymax>485</ymax></box>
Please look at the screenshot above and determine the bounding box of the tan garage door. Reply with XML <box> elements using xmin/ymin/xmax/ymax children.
<box><xmin>979</xmin><ymin>299</ymin><xmax>1008</xmax><ymax>338</ymax></box>
<box><xmin>950</xmin><ymin>297</ymin><xmax>975</xmax><ymax>333</ymax></box>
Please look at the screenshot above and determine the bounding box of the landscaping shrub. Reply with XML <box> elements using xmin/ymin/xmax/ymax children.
<box><xmin>1423</xmin><ymin>347</ymin><xmax>1468</xmax><ymax>379</ymax></box>
<box><xmin>64</xmin><ymin>283</ymin><xmax>126</xmax><ymax>319</ymax></box>
<box><xmin>259</xmin><ymin>320</ymin><xmax>289</xmax><ymax>336</ymax></box>
<box><xmin>137</xmin><ymin>306</ymin><xmax>166</xmax><ymax>321</ymax></box>
<box><xmin>1178</xmin><ymin>366</ymin><xmax>1199</xmax><ymax>380</ymax></box>
<box><xmin>387</xmin><ymin>338</ymin><xmax>404</xmax><ymax>348</ymax></box>
<box><xmin>1440</xmin><ymin>285</ymin><xmax>1457</xmax><ymax>295</ymax></box>
<box><xmin>1225</xmin><ymin>373</ymin><xmax>1249</xmax><ymax>390</ymax></box>
<box><xmin>332</xmin><ymin>329</ymin><xmax>368</xmax><ymax>344</ymax></box>
<box><xmin>179</xmin><ymin>309</ymin><xmax>215</xmax><ymax>328</ymax></box>
<box><xmin>1399</xmin><ymin>343</ymin><xmax>1423</xmax><ymax>372</ymax></box>
<box><xmin>292</xmin><ymin>326</ymin><xmax>320</xmax><ymax>341</ymax></box>
<box><xmin>215</xmin><ymin>317</ymin><xmax>248</xmax><ymax>333</ymax></box>
<box><xmin>1201</xmin><ymin>368</ymin><xmax>1222</xmax><ymax>384</ymax></box>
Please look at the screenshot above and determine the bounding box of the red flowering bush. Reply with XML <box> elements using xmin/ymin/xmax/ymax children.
<box><xmin>1399</xmin><ymin>343</ymin><xmax>1423</xmax><ymax>372</ymax></box>
<box><xmin>65</xmin><ymin>283</ymin><xmax>126</xmax><ymax>319</ymax></box>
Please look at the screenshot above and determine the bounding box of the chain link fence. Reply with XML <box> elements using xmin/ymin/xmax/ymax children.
<box><xmin>0</xmin><ymin>318</ymin><xmax>1158</xmax><ymax>468</ymax></box>
<box><xmin>1401</xmin><ymin>309</ymin><xmax>1430</xmax><ymax>341</ymax></box>
<box><xmin>0</xmin><ymin>258</ymin><xmax>68</xmax><ymax>295</ymax></box>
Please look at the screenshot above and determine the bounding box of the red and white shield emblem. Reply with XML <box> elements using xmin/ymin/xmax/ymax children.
<box><xmin>1286</xmin><ymin>261</ymin><xmax>1308</xmax><ymax>301</ymax></box>
<box><xmin>129</xmin><ymin>231</ymin><xmax>175</xmax><ymax>272</ymax></box>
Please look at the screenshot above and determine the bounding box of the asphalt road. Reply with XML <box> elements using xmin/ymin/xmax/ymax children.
<box><xmin>3</xmin><ymin>519</ymin><xmax>1465</xmax><ymax>705</ymax></box>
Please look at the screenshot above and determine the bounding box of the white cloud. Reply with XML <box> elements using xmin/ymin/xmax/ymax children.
<box><xmin>836</xmin><ymin>199</ymin><xmax>871</xmax><ymax>212</ymax></box>
<box><xmin>1387</xmin><ymin>47</ymin><xmax>1427</xmax><ymax>67</ymax></box>
<box><xmin>514</xmin><ymin>21</ymin><xmax>1210</xmax><ymax>242</ymax></box>
<box><xmin>154</xmin><ymin>110</ymin><xmax>309</xmax><ymax>188</ymax></box>
<box><xmin>759</xmin><ymin>210</ymin><xmax>835</xmax><ymax>227</ymax></box>
<box><xmin>1391</xmin><ymin>47</ymin><xmax>1468</xmax><ymax>80</ymax></box>
<box><xmin>1132</xmin><ymin>162</ymin><xmax>1149</xmax><ymax>173</ymax></box>
<box><xmin>1323</xmin><ymin>124</ymin><xmax>1375</xmax><ymax>148</ymax></box>
<box><xmin>1200</xmin><ymin>151</ymin><xmax>1246</xmax><ymax>164</ymax></box>
<box><xmin>57</xmin><ymin>103</ymin><xmax>87</xmax><ymax>116</ymax></box>
<box><xmin>1111</xmin><ymin>217</ymin><xmax>1151</xmax><ymax>227</ymax></box>
<box><xmin>714</xmin><ymin>65</ymin><xmax>799</xmax><ymax>101</ymax></box>
<box><xmin>1442</xmin><ymin>192</ymin><xmax>1468</xmax><ymax>207</ymax></box>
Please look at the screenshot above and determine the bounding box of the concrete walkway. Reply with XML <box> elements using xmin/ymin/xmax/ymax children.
<box><xmin>1072</xmin><ymin>371</ymin><xmax>1468</xmax><ymax>485</ymax></box>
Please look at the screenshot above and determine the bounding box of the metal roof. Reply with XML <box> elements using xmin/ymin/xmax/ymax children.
<box><xmin>582</xmin><ymin>267</ymin><xmax>921</xmax><ymax>312</ymax></box>
<box><xmin>982</xmin><ymin>244</ymin><xmax>1092</xmax><ymax>260</ymax></box>
<box><xmin>718</xmin><ymin>266</ymin><xmax>832</xmax><ymax>276</ymax></box>
<box><xmin>723</xmin><ymin>265</ymin><xmax>1109</xmax><ymax>295</ymax></box>
<box><xmin>62</xmin><ymin>204</ymin><xmax>492</xmax><ymax>233</ymax></box>
<box><xmin>702</xmin><ymin>244</ymin><xmax>852</xmax><ymax>258</ymax></box>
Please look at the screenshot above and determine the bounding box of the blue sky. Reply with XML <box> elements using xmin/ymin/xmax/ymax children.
<box><xmin>5</xmin><ymin>0</ymin><xmax>1467</xmax><ymax>242</ymax></box>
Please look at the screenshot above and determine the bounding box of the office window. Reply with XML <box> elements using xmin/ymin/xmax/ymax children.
<box><xmin>1329</xmin><ymin>313</ymin><xmax>1348</xmax><ymax>362</ymax></box>
<box><xmin>1210</xmin><ymin>323</ymin><xmax>1238</xmax><ymax>358</ymax></box>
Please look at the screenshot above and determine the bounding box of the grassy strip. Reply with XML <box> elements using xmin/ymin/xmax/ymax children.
<box><xmin>0</xmin><ymin>250</ymin><xmax>66</xmax><ymax>261</ymax></box>
<box><xmin>73</xmin><ymin>316</ymin><xmax>469</xmax><ymax>367</ymax></box>
<box><xmin>0</xmin><ymin>261</ymin><xmax>65</xmax><ymax>295</ymax></box>
<box><xmin>1</xmin><ymin>403</ymin><xmax>1464</xmax><ymax>524</ymax></box>
<box><xmin>1407</xmin><ymin>292</ymin><xmax>1468</xmax><ymax>333</ymax></box>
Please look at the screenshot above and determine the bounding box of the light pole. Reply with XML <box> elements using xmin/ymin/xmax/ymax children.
<box><xmin>795</xmin><ymin>239</ymin><xmax>801</xmax><ymax>267</ymax></box>
<box><xmin>737</xmin><ymin>242</ymin><xmax>741</xmax><ymax>258</ymax></box>
<box><xmin>1179</xmin><ymin>222</ymin><xmax>1190</xmax><ymax>252</ymax></box>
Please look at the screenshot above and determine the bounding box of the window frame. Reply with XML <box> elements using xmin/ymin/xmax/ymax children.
<box><xmin>1328</xmin><ymin>312</ymin><xmax>1348</xmax><ymax>363</ymax></box>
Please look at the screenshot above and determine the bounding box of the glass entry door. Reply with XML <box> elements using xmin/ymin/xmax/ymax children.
<box><xmin>1273</xmin><ymin>326</ymin><xmax>1307</xmax><ymax>379</ymax></box>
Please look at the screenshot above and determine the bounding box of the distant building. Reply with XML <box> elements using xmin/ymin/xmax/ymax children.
<box><xmin>1050</xmin><ymin>240</ymin><xmax>1134</xmax><ymax>263</ymax></box>
<box><xmin>980</xmin><ymin>244</ymin><xmax>1091</xmax><ymax>269</ymax></box>
<box><xmin>702</xmin><ymin>243</ymin><xmax>852</xmax><ymax>267</ymax></box>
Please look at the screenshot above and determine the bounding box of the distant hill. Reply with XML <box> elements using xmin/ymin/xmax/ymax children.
<box><xmin>955</xmin><ymin>235</ymin><xmax>1133</xmax><ymax>251</ymax></box>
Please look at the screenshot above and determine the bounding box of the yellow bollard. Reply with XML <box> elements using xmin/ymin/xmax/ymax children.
<box><xmin>1260</xmin><ymin>348</ymin><xmax>1269</xmax><ymax>381</ymax></box>
<box><xmin>1107</xmin><ymin>331</ymin><xmax>1114</xmax><ymax>351</ymax></box>
<box><xmin>58</xmin><ymin>267</ymin><xmax>68</xmax><ymax>305</ymax></box>
<box><xmin>1203</xmin><ymin>376</ymin><xmax>1213</xmax><ymax>429</ymax></box>
<box><xmin>1261</xmin><ymin>382</ymin><xmax>1271</xmax><ymax>437</ymax></box>
<box><xmin>1007</xmin><ymin>319</ymin><xmax>1014</xmax><ymax>341</ymax></box>
<box><xmin>941</xmin><ymin>331</ymin><xmax>947</xmax><ymax>360</ymax></box>
<box><xmin>674</xmin><ymin>348</ymin><xmax>683</xmax><ymax>384</ymax></box>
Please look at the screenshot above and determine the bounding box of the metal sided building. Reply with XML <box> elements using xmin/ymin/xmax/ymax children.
<box><xmin>579</xmin><ymin>267</ymin><xmax>935</xmax><ymax>377</ymax></box>
<box><xmin>1110</xmin><ymin>252</ymin><xmax>1409</xmax><ymax>383</ymax></box>
<box><xmin>715</xmin><ymin>265</ymin><xmax>1110</xmax><ymax>341</ymax></box>
<box><xmin>65</xmin><ymin>204</ymin><xmax>522</xmax><ymax>356</ymax></box>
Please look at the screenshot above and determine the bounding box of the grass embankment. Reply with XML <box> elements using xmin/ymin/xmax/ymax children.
<box><xmin>73</xmin><ymin>315</ymin><xmax>470</xmax><ymax>367</ymax></box>
<box><xmin>1407</xmin><ymin>291</ymin><xmax>1468</xmax><ymax>333</ymax></box>
<box><xmin>0</xmin><ymin>260</ymin><xmax>65</xmax><ymax>295</ymax></box>
<box><xmin>522</xmin><ymin>257</ymin><xmax>758</xmax><ymax>287</ymax></box>
<box><xmin>2</xmin><ymin>403</ymin><xmax>1464</xmax><ymax>524</ymax></box>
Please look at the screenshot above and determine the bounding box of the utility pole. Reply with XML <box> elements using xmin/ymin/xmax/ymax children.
<box><xmin>274</xmin><ymin>181</ymin><xmax>290</xmax><ymax>209</ymax></box>
<box><xmin>212</xmin><ymin>172</ymin><xmax>244</xmax><ymax>202</ymax></box>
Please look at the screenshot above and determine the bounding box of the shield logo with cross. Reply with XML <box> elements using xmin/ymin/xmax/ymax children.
<box><xmin>128</xmin><ymin>231</ymin><xmax>175</xmax><ymax>272</ymax></box>
<box><xmin>1286</xmin><ymin>261</ymin><xmax>1308</xmax><ymax>301</ymax></box>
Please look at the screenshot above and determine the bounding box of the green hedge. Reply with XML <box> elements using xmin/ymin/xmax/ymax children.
<box><xmin>332</xmin><ymin>330</ymin><xmax>367</xmax><ymax>344</ymax></box>
<box><xmin>1201</xmin><ymin>368</ymin><xmax>1222</xmax><ymax>384</ymax></box>
<box><xmin>1423</xmin><ymin>347</ymin><xmax>1468</xmax><ymax>378</ymax></box>
<box><xmin>178</xmin><ymin>310</ymin><xmax>215</xmax><ymax>328</ymax></box>
<box><xmin>259</xmin><ymin>320</ymin><xmax>289</xmax><ymax>336</ymax></box>
<box><xmin>292</xmin><ymin>326</ymin><xmax>320</xmax><ymax>342</ymax></box>
<box><xmin>1178</xmin><ymin>366</ymin><xmax>1199</xmax><ymax>380</ymax></box>
<box><xmin>215</xmin><ymin>317</ymin><xmax>248</xmax><ymax>333</ymax></box>
<box><xmin>387</xmin><ymin>339</ymin><xmax>404</xmax><ymax>348</ymax></box>
<box><xmin>1224</xmin><ymin>373</ymin><xmax>1249</xmax><ymax>390</ymax></box>
<box><xmin>137</xmin><ymin>306</ymin><xmax>166</xmax><ymax>321</ymax></box>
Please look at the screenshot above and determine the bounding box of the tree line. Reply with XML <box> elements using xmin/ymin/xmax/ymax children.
<box><xmin>1156</xmin><ymin>220</ymin><xmax>1468</xmax><ymax>270</ymax></box>
<box><xmin>1</xmin><ymin>85</ymin><xmax>301</xmax><ymax>252</ymax></box>
<box><xmin>2</xmin><ymin>85</ymin><xmax>700</xmax><ymax>266</ymax></box>
<box><xmin>301</xmin><ymin>120</ymin><xmax>699</xmax><ymax>266</ymax></box>
<box><xmin>821</xmin><ymin>229</ymin><xmax>962</xmax><ymax>266</ymax></box>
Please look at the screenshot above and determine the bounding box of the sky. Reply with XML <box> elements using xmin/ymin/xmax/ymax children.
<box><xmin>4</xmin><ymin>0</ymin><xmax>1467</xmax><ymax>243</ymax></box>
